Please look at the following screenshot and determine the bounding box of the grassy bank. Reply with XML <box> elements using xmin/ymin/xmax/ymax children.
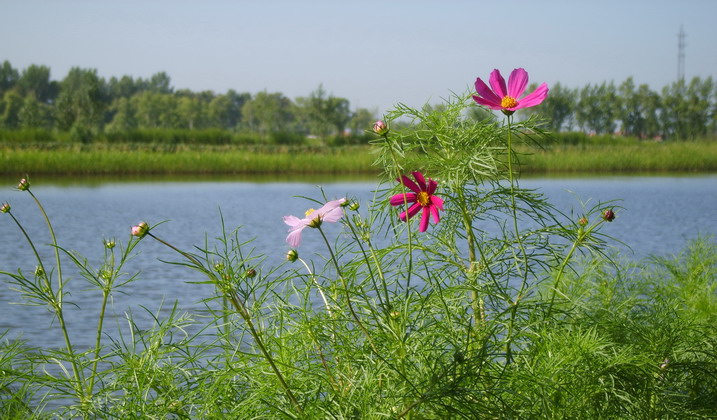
<box><xmin>520</xmin><ymin>141</ymin><xmax>717</xmax><ymax>173</ymax></box>
<box><xmin>1</xmin><ymin>140</ymin><xmax>716</xmax><ymax>175</ymax></box>
<box><xmin>0</xmin><ymin>144</ymin><xmax>378</xmax><ymax>175</ymax></box>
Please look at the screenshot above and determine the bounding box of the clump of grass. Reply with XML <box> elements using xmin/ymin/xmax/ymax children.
<box><xmin>1</xmin><ymin>95</ymin><xmax>716</xmax><ymax>418</ymax></box>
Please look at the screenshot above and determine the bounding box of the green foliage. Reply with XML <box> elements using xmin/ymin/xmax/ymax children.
<box><xmin>1</xmin><ymin>95</ymin><xmax>716</xmax><ymax>419</ymax></box>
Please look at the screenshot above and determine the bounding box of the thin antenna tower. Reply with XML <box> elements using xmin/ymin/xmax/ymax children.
<box><xmin>677</xmin><ymin>25</ymin><xmax>686</xmax><ymax>81</ymax></box>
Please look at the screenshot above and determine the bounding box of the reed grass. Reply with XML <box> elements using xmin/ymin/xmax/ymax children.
<box><xmin>519</xmin><ymin>141</ymin><xmax>717</xmax><ymax>173</ymax></box>
<box><xmin>2</xmin><ymin>139</ymin><xmax>716</xmax><ymax>176</ymax></box>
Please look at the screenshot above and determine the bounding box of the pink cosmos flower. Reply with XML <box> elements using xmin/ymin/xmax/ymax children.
<box><xmin>390</xmin><ymin>171</ymin><xmax>443</xmax><ymax>232</ymax></box>
<box><xmin>472</xmin><ymin>68</ymin><xmax>548</xmax><ymax>115</ymax></box>
<box><xmin>283</xmin><ymin>198</ymin><xmax>346</xmax><ymax>247</ymax></box>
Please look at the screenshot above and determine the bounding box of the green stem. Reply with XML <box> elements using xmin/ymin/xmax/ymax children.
<box><xmin>504</xmin><ymin>115</ymin><xmax>529</xmax><ymax>365</ymax></box>
<box><xmin>26</xmin><ymin>190</ymin><xmax>85</xmax><ymax>397</ymax></box>
<box><xmin>317</xmin><ymin>225</ymin><xmax>376</xmax><ymax>351</ymax></box>
<box><xmin>545</xmin><ymin>220</ymin><xmax>603</xmax><ymax>319</ymax></box>
<box><xmin>147</xmin><ymin>231</ymin><xmax>303</xmax><ymax>413</ymax></box>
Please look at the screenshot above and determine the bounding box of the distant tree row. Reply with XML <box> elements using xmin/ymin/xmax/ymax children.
<box><xmin>1</xmin><ymin>60</ymin><xmax>715</xmax><ymax>142</ymax></box>
<box><xmin>521</xmin><ymin>77</ymin><xmax>717</xmax><ymax>140</ymax></box>
<box><xmin>0</xmin><ymin>60</ymin><xmax>377</xmax><ymax>142</ymax></box>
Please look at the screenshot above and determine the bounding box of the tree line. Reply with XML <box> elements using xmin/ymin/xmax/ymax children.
<box><xmin>0</xmin><ymin>60</ymin><xmax>376</xmax><ymax>143</ymax></box>
<box><xmin>1</xmin><ymin>60</ymin><xmax>715</xmax><ymax>142</ymax></box>
<box><xmin>522</xmin><ymin>77</ymin><xmax>717</xmax><ymax>140</ymax></box>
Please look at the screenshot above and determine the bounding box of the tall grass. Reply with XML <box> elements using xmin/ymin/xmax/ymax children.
<box><xmin>1</xmin><ymin>95</ymin><xmax>716</xmax><ymax>418</ymax></box>
<box><xmin>0</xmin><ymin>144</ymin><xmax>378</xmax><ymax>175</ymax></box>
<box><xmin>521</xmin><ymin>141</ymin><xmax>717</xmax><ymax>173</ymax></box>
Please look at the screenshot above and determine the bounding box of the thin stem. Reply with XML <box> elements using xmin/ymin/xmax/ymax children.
<box><xmin>26</xmin><ymin>190</ymin><xmax>85</xmax><ymax>397</ymax></box>
<box><xmin>545</xmin><ymin>220</ymin><xmax>604</xmax><ymax>319</ymax></box>
<box><xmin>343</xmin><ymin>214</ymin><xmax>390</xmax><ymax>312</ymax></box>
<box><xmin>316</xmin><ymin>225</ymin><xmax>376</xmax><ymax>351</ymax></box>
<box><xmin>146</xmin><ymin>231</ymin><xmax>303</xmax><ymax>414</ymax></box>
<box><xmin>298</xmin><ymin>257</ymin><xmax>333</xmax><ymax>316</ymax></box>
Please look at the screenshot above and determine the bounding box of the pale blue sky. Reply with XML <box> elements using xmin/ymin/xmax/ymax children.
<box><xmin>2</xmin><ymin>0</ymin><xmax>716</xmax><ymax>114</ymax></box>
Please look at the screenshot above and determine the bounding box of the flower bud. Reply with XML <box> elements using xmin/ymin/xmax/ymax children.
<box><xmin>601</xmin><ymin>209</ymin><xmax>615</xmax><ymax>222</ymax></box>
<box><xmin>578</xmin><ymin>217</ymin><xmax>588</xmax><ymax>227</ymax></box>
<box><xmin>286</xmin><ymin>249</ymin><xmax>299</xmax><ymax>263</ymax></box>
<box><xmin>104</xmin><ymin>239</ymin><xmax>116</xmax><ymax>249</ymax></box>
<box><xmin>0</xmin><ymin>202</ymin><xmax>10</xmax><ymax>213</ymax></box>
<box><xmin>17</xmin><ymin>178</ymin><xmax>30</xmax><ymax>191</ymax></box>
<box><xmin>348</xmin><ymin>201</ymin><xmax>360</xmax><ymax>211</ymax></box>
<box><xmin>246</xmin><ymin>268</ymin><xmax>257</xmax><ymax>278</ymax></box>
<box><xmin>131</xmin><ymin>221</ymin><xmax>149</xmax><ymax>238</ymax></box>
<box><xmin>34</xmin><ymin>266</ymin><xmax>45</xmax><ymax>277</ymax></box>
<box><xmin>373</xmin><ymin>120</ymin><xmax>389</xmax><ymax>135</ymax></box>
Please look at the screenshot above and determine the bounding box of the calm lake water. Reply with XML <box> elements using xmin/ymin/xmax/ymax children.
<box><xmin>1</xmin><ymin>174</ymin><xmax>716</xmax><ymax>349</ymax></box>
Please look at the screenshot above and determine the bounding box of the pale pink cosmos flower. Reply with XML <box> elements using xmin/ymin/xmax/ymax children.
<box><xmin>390</xmin><ymin>171</ymin><xmax>444</xmax><ymax>232</ymax></box>
<box><xmin>283</xmin><ymin>198</ymin><xmax>346</xmax><ymax>247</ymax></box>
<box><xmin>472</xmin><ymin>68</ymin><xmax>549</xmax><ymax>115</ymax></box>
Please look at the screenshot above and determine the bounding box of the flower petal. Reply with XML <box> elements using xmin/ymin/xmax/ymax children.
<box><xmin>411</xmin><ymin>171</ymin><xmax>427</xmax><ymax>190</ymax></box>
<box><xmin>515</xmin><ymin>83</ymin><xmax>549</xmax><ymax>109</ymax></box>
<box><xmin>321</xmin><ymin>206</ymin><xmax>344</xmax><ymax>223</ymax></box>
<box><xmin>430</xmin><ymin>203</ymin><xmax>441</xmax><ymax>224</ymax></box>
<box><xmin>398</xmin><ymin>174</ymin><xmax>421</xmax><ymax>194</ymax></box>
<box><xmin>390</xmin><ymin>192</ymin><xmax>417</xmax><ymax>206</ymax></box>
<box><xmin>419</xmin><ymin>207</ymin><xmax>430</xmax><ymax>232</ymax></box>
<box><xmin>507</xmin><ymin>68</ymin><xmax>529</xmax><ymax>99</ymax></box>
<box><xmin>284</xmin><ymin>215</ymin><xmax>303</xmax><ymax>228</ymax></box>
<box><xmin>430</xmin><ymin>195</ymin><xmax>444</xmax><ymax>210</ymax></box>
<box><xmin>427</xmin><ymin>178</ymin><xmax>438</xmax><ymax>195</ymax></box>
<box><xmin>472</xmin><ymin>95</ymin><xmax>503</xmax><ymax>110</ymax></box>
<box><xmin>286</xmin><ymin>228</ymin><xmax>303</xmax><ymax>248</ymax></box>
<box><xmin>489</xmin><ymin>69</ymin><xmax>507</xmax><ymax>99</ymax></box>
<box><xmin>474</xmin><ymin>77</ymin><xmax>502</xmax><ymax>106</ymax></box>
<box><xmin>399</xmin><ymin>202</ymin><xmax>422</xmax><ymax>221</ymax></box>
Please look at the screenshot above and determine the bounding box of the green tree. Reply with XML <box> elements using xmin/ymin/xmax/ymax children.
<box><xmin>18</xmin><ymin>64</ymin><xmax>58</xmax><ymax>103</ymax></box>
<box><xmin>147</xmin><ymin>72</ymin><xmax>173</xmax><ymax>94</ymax></box>
<box><xmin>177</xmin><ymin>95</ymin><xmax>208</xmax><ymax>130</ymax></box>
<box><xmin>296</xmin><ymin>85</ymin><xmax>352</xmax><ymax>137</ymax></box>
<box><xmin>0</xmin><ymin>60</ymin><xmax>19</xmax><ymax>98</ymax></box>
<box><xmin>532</xmin><ymin>82</ymin><xmax>575</xmax><ymax>131</ymax></box>
<box><xmin>105</xmin><ymin>97</ymin><xmax>138</xmax><ymax>132</ymax></box>
<box><xmin>131</xmin><ymin>91</ymin><xmax>180</xmax><ymax>129</ymax></box>
<box><xmin>19</xmin><ymin>93</ymin><xmax>52</xmax><ymax>128</ymax></box>
<box><xmin>348</xmin><ymin>107</ymin><xmax>378</xmax><ymax>136</ymax></box>
<box><xmin>54</xmin><ymin>67</ymin><xmax>105</xmax><ymax>132</ymax></box>
<box><xmin>241</xmin><ymin>91</ymin><xmax>293</xmax><ymax>136</ymax></box>
<box><xmin>0</xmin><ymin>89</ymin><xmax>23</xmax><ymax>129</ymax></box>
<box><xmin>575</xmin><ymin>82</ymin><xmax>620</xmax><ymax>135</ymax></box>
<box><xmin>208</xmin><ymin>90</ymin><xmax>250</xmax><ymax>130</ymax></box>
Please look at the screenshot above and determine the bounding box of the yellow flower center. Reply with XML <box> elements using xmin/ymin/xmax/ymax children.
<box><xmin>501</xmin><ymin>96</ymin><xmax>518</xmax><ymax>109</ymax></box>
<box><xmin>304</xmin><ymin>208</ymin><xmax>315</xmax><ymax>218</ymax></box>
<box><xmin>417</xmin><ymin>191</ymin><xmax>431</xmax><ymax>207</ymax></box>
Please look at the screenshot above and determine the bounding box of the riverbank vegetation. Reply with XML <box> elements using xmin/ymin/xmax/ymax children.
<box><xmin>2</xmin><ymin>135</ymin><xmax>716</xmax><ymax>175</ymax></box>
<box><xmin>2</xmin><ymin>92</ymin><xmax>716</xmax><ymax>418</ymax></box>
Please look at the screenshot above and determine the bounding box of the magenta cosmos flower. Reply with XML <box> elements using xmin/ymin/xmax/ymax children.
<box><xmin>472</xmin><ymin>68</ymin><xmax>548</xmax><ymax>115</ymax></box>
<box><xmin>283</xmin><ymin>198</ymin><xmax>346</xmax><ymax>247</ymax></box>
<box><xmin>390</xmin><ymin>171</ymin><xmax>443</xmax><ymax>232</ymax></box>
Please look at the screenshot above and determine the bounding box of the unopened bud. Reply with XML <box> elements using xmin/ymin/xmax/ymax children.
<box><xmin>131</xmin><ymin>222</ymin><xmax>149</xmax><ymax>238</ymax></box>
<box><xmin>17</xmin><ymin>178</ymin><xmax>30</xmax><ymax>191</ymax></box>
<box><xmin>105</xmin><ymin>239</ymin><xmax>116</xmax><ymax>249</ymax></box>
<box><xmin>286</xmin><ymin>249</ymin><xmax>299</xmax><ymax>262</ymax></box>
<box><xmin>348</xmin><ymin>201</ymin><xmax>360</xmax><ymax>211</ymax></box>
<box><xmin>246</xmin><ymin>268</ymin><xmax>257</xmax><ymax>278</ymax></box>
<box><xmin>578</xmin><ymin>217</ymin><xmax>588</xmax><ymax>226</ymax></box>
<box><xmin>601</xmin><ymin>209</ymin><xmax>615</xmax><ymax>222</ymax></box>
<box><xmin>373</xmin><ymin>120</ymin><xmax>389</xmax><ymax>135</ymax></box>
<box><xmin>0</xmin><ymin>203</ymin><xmax>10</xmax><ymax>213</ymax></box>
<box><xmin>34</xmin><ymin>266</ymin><xmax>45</xmax><ymax>277</ymax></box>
